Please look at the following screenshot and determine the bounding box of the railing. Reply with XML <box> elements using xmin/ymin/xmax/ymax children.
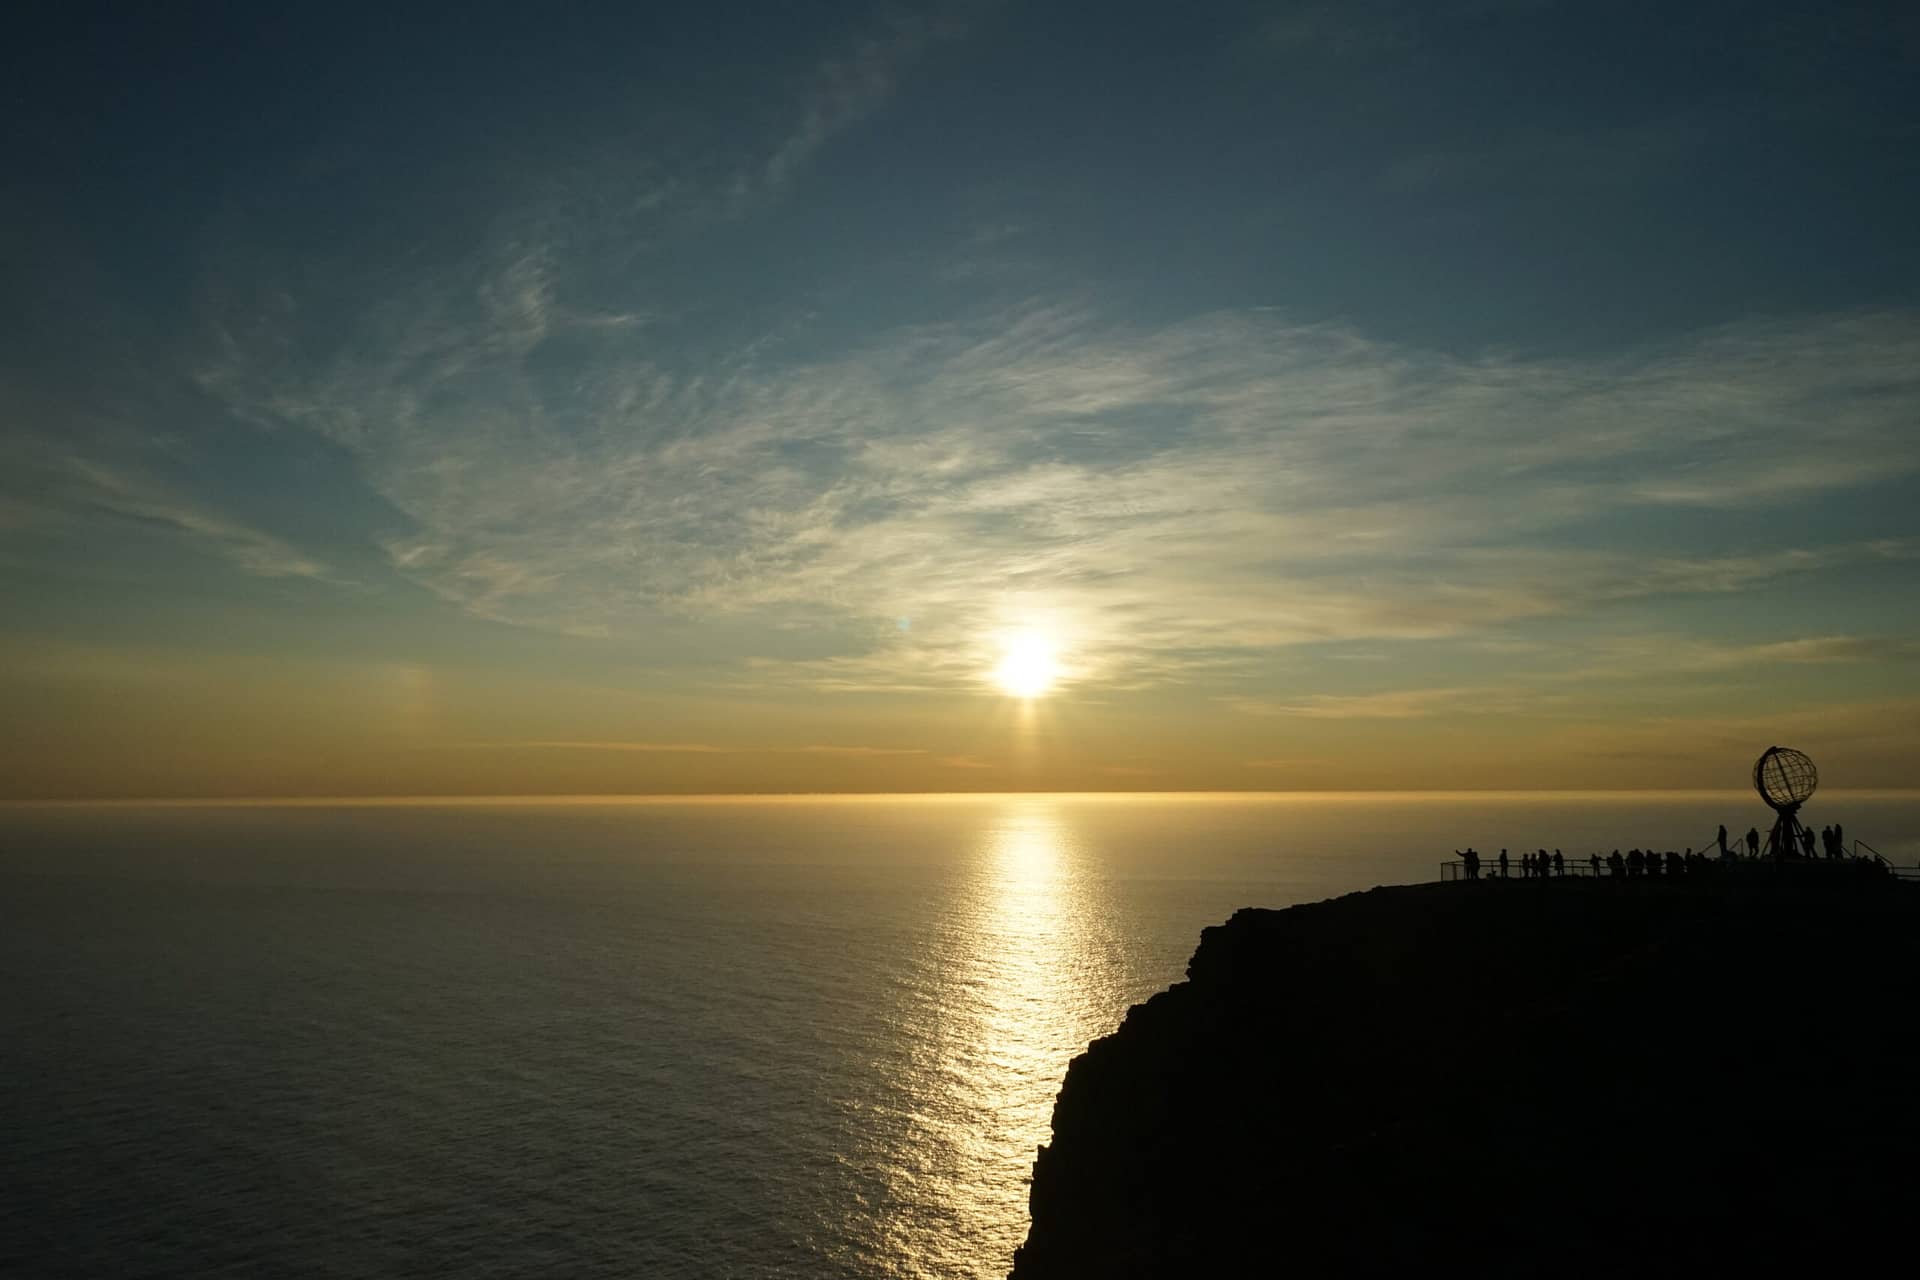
<box><xmin>1854</xmin><ymin>839</ymin><xmax>1920</xmax><ymax>881</ymax></box>
<box><xmin>1442</xmin><ymin>846</ymin><xmax>1920</xmax><ymax>884</ymax></box>
<box><xmin>1441</xmin><ymin>860</ymin><xmax>1601</xmax><ymax>881</ymax></box>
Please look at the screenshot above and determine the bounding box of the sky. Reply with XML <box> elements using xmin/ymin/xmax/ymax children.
<box><xmin>3</xmin><ymin>0</ymin><xmax>1918</xmax><ymax>798</ymax></box>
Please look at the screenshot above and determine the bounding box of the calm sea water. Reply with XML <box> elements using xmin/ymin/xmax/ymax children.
<box><xmin>3</xmin><ymin>791</ymin><xmax>1915</xmax><ymax>1278</ymax></box>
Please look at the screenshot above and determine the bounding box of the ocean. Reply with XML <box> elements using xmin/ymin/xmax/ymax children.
<box><xmin>3</xmin><ymin>792</ymin><xmax>1915</xmax><ymax>1278</ymax></box>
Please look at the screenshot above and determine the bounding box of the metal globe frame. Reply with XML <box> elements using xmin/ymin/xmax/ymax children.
<box><xmin>1752</xmin><ymin>745</ymin><xmax>1818</xmax><ymax>858</ymax></box>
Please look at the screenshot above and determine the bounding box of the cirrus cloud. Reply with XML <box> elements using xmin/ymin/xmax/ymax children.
<box><xmin>200</xmin><ymin>280</ymin><xmax>1920</xmax><ymax>695</ymax></box>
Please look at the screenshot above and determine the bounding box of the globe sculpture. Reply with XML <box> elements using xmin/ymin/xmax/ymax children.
<box><xmin>1752</xmin><ymin>745</ymin><xmax>1817</xmax><ymax>857</ymax></box>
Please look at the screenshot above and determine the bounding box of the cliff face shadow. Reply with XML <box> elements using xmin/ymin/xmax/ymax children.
<box><xmin>1013</xmin><ymin>879</ymin><xmax>1920</xmax><ymax>1278</ymax></box>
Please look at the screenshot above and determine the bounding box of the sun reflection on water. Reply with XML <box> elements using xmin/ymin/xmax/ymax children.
<box><xmin>880</xmin><ymin>799</ymin><xmax>1119</xmax><ymax>1278</ymax></box>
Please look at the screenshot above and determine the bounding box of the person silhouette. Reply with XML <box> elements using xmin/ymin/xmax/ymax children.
<box><xmin>1589</xmin><ymin>852</ymin><xmax>1601</xmax><ymax>876</ymax></box>
<box><xmin>1499</xmin><ymin>849</ymin><xmax>1510</xmax><ymax>879</ymax></box>
<box><xmin>1608</xmin><ymin>850</ymin><xmax>1625</xmax><ymax>879</ymax></box>
<box><xmin>1745</xmin><ymin>827</ymin><xmax>1760</xmax><ymax>857</ymax></box>
<box><xmin>1800</xmin><ymin>826</ymin><xmax>1816</xmax><ymax>858</ymax></box>
<box><xmin>1717</xmin><ymin>823</ymin><xmax>1728</xmax><ymax>857</ymax></box>
<box><xmin>1552</xmin><ymin>849</ymin><xmax>1564</xmax><ymax>877</ymax></box>
<box><xmin>1456</xmin><ymin>847</ymin><xmax>1481</xmax><ymax>880</ymax></box>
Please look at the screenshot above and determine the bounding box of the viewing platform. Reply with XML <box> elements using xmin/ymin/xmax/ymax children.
<box><xmin>1440</xmin><ymin>843</ymin><xmax>1918</xmax><ymax>883</ymax></box>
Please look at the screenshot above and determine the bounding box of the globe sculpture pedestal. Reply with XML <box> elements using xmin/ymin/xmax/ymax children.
<box><xmin>1753</xmin><ymin>745</ymin><xmax>1818</xmax><ymax>858</ymax></box>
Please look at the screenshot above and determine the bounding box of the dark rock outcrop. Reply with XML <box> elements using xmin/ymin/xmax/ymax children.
<box><xmin>1012</xmin><ymin>876</ymin><xmax>1920</xmax><ymax>1277</ymax></box>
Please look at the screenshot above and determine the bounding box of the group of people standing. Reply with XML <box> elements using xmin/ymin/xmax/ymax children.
<box><xmin>1453</xmin><ymin>846</ymin><xmax>1707</xmax><ymax>880</ymax></box>
<box><xmin>1456</xmin><ymin>817</ymin><xmax>1859</xmax><ymax>882</ymax></box>
<box><xmin>1712</xmin><ymin>822</ymin><xmax>1850</xmax><ymax>859</ymax></box>
<box><xmin>1453</xmin><ymin>848</ymin><xmax>1565</xmax><ymax>879</ymax></box>
<box><xmin>1602</xmin><ymin>848</ymin><xmax>1711</xmax><ymax>878</ymax></box>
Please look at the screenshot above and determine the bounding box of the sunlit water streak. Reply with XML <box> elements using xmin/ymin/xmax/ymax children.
<box><xmin>2</xmin><ymin>792</ymin><xmax>1915</xmax><ymax>1277</ymax></box>
<box><xmin>874</xmin><ymin>802</ymin><xmax>1112</xmax><ymax>1277</ymax></box>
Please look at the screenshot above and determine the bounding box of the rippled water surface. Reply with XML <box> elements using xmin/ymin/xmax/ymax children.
<box><xmin>4</xmin><ymin>792</ymin><xmax>1915</xmax><ymax>1277</ymax></box>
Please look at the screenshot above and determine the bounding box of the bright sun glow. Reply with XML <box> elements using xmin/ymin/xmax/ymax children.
<box><xmin>992</xmin><ymin>633</ymin><xmax>1059</xmax><ymax>698</ymax></box>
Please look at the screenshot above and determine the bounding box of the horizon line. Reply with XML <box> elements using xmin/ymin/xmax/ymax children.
<box><xmin>7</xmin><ymin>787</ymin><xmax>1919</xmax><ymax>808</ymax></box>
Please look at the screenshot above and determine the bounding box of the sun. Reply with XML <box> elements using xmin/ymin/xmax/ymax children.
<box><xmin>992</xmin><ymin>632</ymin><xmax>1059</xmax><ymax>699</ymax></box>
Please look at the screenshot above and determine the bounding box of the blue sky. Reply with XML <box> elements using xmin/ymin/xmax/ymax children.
<box><xmin>4</xmin><ymin>1</ymin><xmax>1918</xmax><ymax>796</ymax></box>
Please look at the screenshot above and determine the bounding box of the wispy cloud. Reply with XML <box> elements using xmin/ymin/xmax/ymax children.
<box><xmin>742</xmin><ymin>5</ymin><xmax>972</xmax><ymax>206</ymax></box>
<box><xmin>1218</xmin><ymin>628</ymin><xmax>1920</xmax><ymax>728</ymax></box>
<box><xmin>1538</xmin><ymin>696</ymin><xmax>1920</xmax><ymax>789</ymax></box>
<box><xmin>53</xmin><ymin>459</ymin><xmax>333</xmax><ymax>581</ymax></box>
<box><xmin>794</xmin><ymin>744</ymin><xmax>927</xmax><ymax>757</ymax></box>
<box><xmin>198</xmin><ymin>287</ymin><xmax>1920</xmax><ymax>694</ymax></box>
<box><xmin>1225</xmin><ymin>686</ymin><xmax>1570</xmax><ymax>720</ymax></box>
<box><xmin>474</xmin><ymin>740</ymin><xmax>926</xmax><ymax>756</ymax></box>
<box><xmin>1716</xmin><ymin>635</ymin><xmax>1920</xmax><ymax>666</ymax></box>
<box><xmin>505</xmin><ymin>740</ymin><xmax>731</xmax><ymax>754</ymax></box>
<box><xmin>1552</xmin><ymin>630</ymin><xmax>1920</xmax><ymax>682</ymax></box>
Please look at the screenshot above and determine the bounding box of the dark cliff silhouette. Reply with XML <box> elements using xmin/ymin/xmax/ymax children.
<box><xmin>1012</xmin><ymin>877</ymin><xmax>1920</xmax><ymax>1277</ymax></box>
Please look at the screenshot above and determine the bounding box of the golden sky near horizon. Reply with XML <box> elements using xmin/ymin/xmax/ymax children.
<box><xmin>6</xmin><ymin>637</ymin><xmax>1917</xmax><ymax>798</ymax></box>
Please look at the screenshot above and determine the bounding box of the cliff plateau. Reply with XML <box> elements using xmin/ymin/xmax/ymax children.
<box><xmin>1013</xmin><ymin>876</ymin><xmax>1920</xmax><ymax>1277</ymax></box>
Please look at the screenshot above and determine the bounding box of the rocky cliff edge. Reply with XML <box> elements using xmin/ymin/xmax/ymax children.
<box><xmin>1012</xmin><ymin>875</ymin><xmax>1920</xmax><ymax>1277</ymax></box>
